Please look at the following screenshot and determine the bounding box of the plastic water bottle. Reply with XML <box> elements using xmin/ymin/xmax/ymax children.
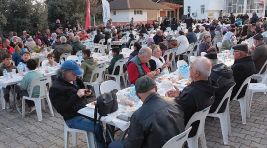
<box><xmin>180</xmin><ymin>65</ymin><xmax>189</xmax><ymax>79</ymax></box>
<box><xmin>17</xmin><ymin>63</ymin><xmax>23</xmax><ymax>74</ymax></box>
<box><xmin>3</xmin><ymin>69</ymin><xmax>8</xmax><ymax>79</ymax></box>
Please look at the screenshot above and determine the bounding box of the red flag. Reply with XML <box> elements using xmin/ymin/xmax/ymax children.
<box><xmin>85</xmin><ymin>0</ymin><xmax>91</xmax><ymax>29</ymax></box>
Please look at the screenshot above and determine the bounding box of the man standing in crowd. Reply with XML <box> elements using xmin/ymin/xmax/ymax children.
<box><xmin>109</xmin><ymin>76</ymin><xmax>184</xmax><ymax>148</ymax></box>
<box><xmin>251</xmin><ymin>34</ymin><xmax>267</xmax><ymax>73</ymax></box>
<box><xmin>166</xmin><ymin>56</ymin><xmax>214</xmax><ymax>137</ymax></box>
<box><xmin>231</xmin><ymin>44</ymin><xmax>256</xmax><ymax>99</ymax></box>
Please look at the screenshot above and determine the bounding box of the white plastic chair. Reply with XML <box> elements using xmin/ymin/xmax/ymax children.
<box><xmin>64</xmin><ymin>122</ymin><xmax>95</xmax><ymax>148</ymax></box>
<box><xmin>252</xmin><ymin>59</ymin><xmax>267</xmax><ymax>83</ymax></box>
<box><xmin>41</xmin><ymin>59</ymin><xmax>49</xmax><ymax>67</ymax></box>
<box><xmin>60</xmin><ymin>53</ymin><xmax>71</xmax><ymax>64</ymax></box>
<box><xmin>163</xmin><ymin>49</ymin><xmax>176</xmax><ymax>72</ymax></box>
<box><xmin>100</xmin><ymin>80</ymin><xmax>120</xmax><ymax>94</ymax></box>
<box><xmin>105</xmin><ymin>59</ymin><xmax>127</xmax><ymax>89</ymax></box>
<box><xmin>99</xmin><ymin>39</ymin><xmax>105</xmax><ymax>45</ymax></box>
<box><xmin>22</xmin><ymin>77</ymin><xmax>54</xmax><ymax>121</ymax></box>
<box><xmin>107</xmin><ymin>38</ymin><xmax>112</xmax><ymax>53</ymax></box>
<box><xmin>232</xmin><ymin>76</ymin><xmax>252</xmax><ymax>124</ymax></box>
<box><xmin>84</xmin><ymin>63</ymin><xmax>107</xmax><ymax>98</ymax></box>
<box><xmin>247</xmin><ymin>74</ymin><xmax>267</xmax><ymax>118</ymax></box>
<box><xmin>185</xmin><ymin>106</ymin><xmax>211</xmax><ymax>148</ymax></box>
<box><xmin>208</xmin><ymin>84</ymin><xmax>235</xmax><ymax>145</ymax></box>
<box><xmin>217</xmin><ymin>42</ymin><xmax>222</xmax><ymax>52</ymax></box>
<box><xmin>66</xmin><ymin>55</ymin><xmax>79</xmax><ymax>62</ymax></box>
<box><xmin>162</xmin><ymin>127</ymin><xmax>192</xmax><ymax>148</ymax></box>
<box><xmin>76</xmin><ymin>50</ymin><xmax>83</xmax><ymax>57</ymax></box>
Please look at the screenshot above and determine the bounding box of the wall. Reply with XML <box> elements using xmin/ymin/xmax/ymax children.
<box><xmin>184</xmin><ymin>0</ymin><xmax>226</xmax><ymax>19</ymax></box>
<box><xmin>129</xmin><ymin>10</ymin><xmax>148</xmax><ymax>22</ymax></box>
<box><xmin>147</xmin><ymin>10</ymin><xmax>160</xmax><ymax>22</ymax></box>
<box><xmin>111</xmin><ymin>10</ymin><xmax>130</xmax><ymax>23</ymax></box>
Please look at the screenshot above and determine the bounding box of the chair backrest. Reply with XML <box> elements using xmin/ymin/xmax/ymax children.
<box><xmin>76</xmin><ymin>50</ymin><xmax>83</xmax><ymax>57</ymax></box>
<box><xmin>259</xmin><ymin>59</ymin><xmax>267</xmax><ymax>74</ymax></box>
<box><xmin>162</xmin><ymin>127</ymin><xmax>192</xmax><ymax>148</ymax></box>
<box><xmin>99</xmin><ymin>39</ymin><xmax>105</xmax><ymax>45</ymax></box>
<box><xmin>187</xmin><ymin>43</ymin><xmax>195</xmax><ymax>55</ymax></box>
<box><xmin>28</xmin><ymin>77</ymin><xmax>50</xmax><ymax>98</ymax></box>
<box><xmin>100</xmin><ymin>80</ymin><xmax>120</xmax><ymax>94</ymax></box>
<box><xmin>41</xmin><ymin>59</ymin><xmax>49</xmax><ymax>67</ymax></box>
<box><xmin>107</xmin><ymin>38</ymin><xmax>112</xmax><ymax>52</ymax></box>
<box><xmin>232</xmin><ymin>76</ymin><xmax>252</xmax><ymax>100</ymax></box>
<box><xmin>129</xmin><ymin>40</ymin><xmax>136</xmax><ymax>49</ymax></box>
<box><xmin>60</xmin><ymin>53</ymin><xmax>71</xmax><ymax>64</ymax></box>
<box><xmin>213</xmin><ymin>84</ymin><xmax>236</xmax><ymax>114</ymax></box>
<box><xmin>185</xmin><ymin>106</ymin><xmax>211</xmax><ymax>138</ymax></box>
<box><xmin>112</xmin><ymin>59</ymin><xmax>127</xmax><ymax>75</ymax></box>
<box><xmin>163</xmin><ymin>49</ymin><xmax>175</xmax><ymax>62</ymax></box>
<box><xmin>90</xmin><ymin>63</ymin><xmax>106</xmax><ymax>83</ymax></box>
<box><xmin>97</xmin><ymin>45</ymin><xmax>107</xmax><ymax>55</ymax></box>
<box><xmin>66</xmin><ymin>55</ymin><xmax>79</xmax><ymax>62</ymax></box>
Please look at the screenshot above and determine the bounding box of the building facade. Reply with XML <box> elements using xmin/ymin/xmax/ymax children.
<box><xmin>184</xmin><ymin>0</ymin><xmax>267</xmax><ymax>20</ymax></box>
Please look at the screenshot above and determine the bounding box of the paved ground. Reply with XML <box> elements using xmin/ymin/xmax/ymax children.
<box><xmin>0</xmin><ymin>94</ymin><xmax>266</xmax><ymax>148</ymax></box>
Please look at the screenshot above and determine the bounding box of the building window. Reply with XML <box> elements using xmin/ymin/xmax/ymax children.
<box><xmin>134</xmin><ymin>10</ymin><xmax>143</xmax><ymax>15</ymax></box>
<box><xmin>200</xmin><ymin>5</ymin><xmax>205</xmax><ymax>14</ymax></box>
<box><xmin>113</xmin><ymin>11</ymin><xmax>116</xmax><ymax>15</ymax></box>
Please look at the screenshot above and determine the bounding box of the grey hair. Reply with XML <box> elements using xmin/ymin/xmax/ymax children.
<box><xmin>73</xmin><ymin>36</ymin><xmax>80</xmax><ymax>42</ymax></box>
<box><xmin>138</xmin><ymin>47</ymin><xmax>152</xmax><ymax>56</ymax></box>
<box><xmin>60</xmin><ymin>36</ymin><xmax>67</xmax><ymax>43</ymax></box>
<box><xmin>192</xmin><ymin>57</ymin><xmax>212</xmax><ymax>78</ymax></box>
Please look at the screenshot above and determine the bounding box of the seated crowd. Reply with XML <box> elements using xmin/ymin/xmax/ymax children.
<box><xmin>0</xmin><ymin>14</ymin><xmax>267</xmax><ymax>148</ymax></box>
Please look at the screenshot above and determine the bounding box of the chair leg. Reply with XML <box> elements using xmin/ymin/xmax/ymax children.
<box><xmin>219</xmin><ymin>113</ymin><xmax>229</xmax><ymax>145</ymax></box>
<box><xmin>227</xmin><ymin>107</ymin><xmax>231</xmax><ymax>135</ymax></box>
<box><xmin>46</xmin><ymin>96</ymin><xmax>54</xmax><ymax>116</ymax></box>
<box><xmin>187</xmin><ymin>137</ymin><xmax>198</xmax><ymax>148</ymax></box>
<box><xmin>88</xmin><ymin>132</ymin><xmax>96</xmax><ymax>148</ymax></box>
<box><xmin>22</xmin><ymin>98</ymin><xmax>26</xmax><ymax>118</ymax></box>
<box><xmin>239</xmin><ymin>99</ymin><xmax>247</xmax><ymax>124</ymax></box>
<box><xmin>200</xmin><ymin>133</ymin><xmax>207</xmax><ymax>148</ymax></box>
<box><xmin>64</xmin><ymin>129</ymin><xmax>69</xmax><ymax>148</ymax></box>
<box><xmin>34</xmin><ymin>100</ymin><xmax>43</xmax><ymax>121</ymax></box>
<box><xmin>247</xmin><ymin>90</ymin><xmax>253</xmax><ymax>118</ymax></box>
<box><xmin>72</xmin><ymin>132</ymin><xmax>77</xmax><ymax>146</ymax></box>
<box><xmin>0</xmin><ymin>88</ymin><xmax>6</xmax><ymax>110</ymax></box>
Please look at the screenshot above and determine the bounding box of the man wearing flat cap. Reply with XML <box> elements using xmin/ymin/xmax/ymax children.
<box><xmin>109</xmin><ymin>76</ymin><xmax>184</xmax><ymax>148</ymax></box>
<box><xmin>252</xmin><ymin>33</ymin><xmax>267</xmax><ymax>73</ymax></box>
<box><xmin>231</xmin><ymin>44</ymin><xmax>256</xmax><ymax>99</ymax></box>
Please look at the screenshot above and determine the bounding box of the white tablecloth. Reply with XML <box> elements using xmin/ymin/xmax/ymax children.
<box><xmin>78</xmin><ymin>72</ymin><xmax>190</xmax><ymax>131</ymax></box>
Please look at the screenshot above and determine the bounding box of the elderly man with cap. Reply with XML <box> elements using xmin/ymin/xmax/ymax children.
<box><xmin>166</xmin><ymin>56</ymin><xmax>214</xmax><ymax>137</ymax></box>
<box><xmin>127</xmin><ymin>47</ymin><xmax>160</xmax><ymax>84</ymax></box>
<box><xmin>49</xmin><ymin>60</ymin><xmax>104</xmax><ymax>148</ymax></box>
<box><xmin>109</xmin><ymin>76</ymin><xmax>184</xmax><ymax>148</ymax></box>
<box><xmin>251</xmin><ymin>33</ymin><xmax>267</xmax><ymax>73</ymax></box>
<box><xmin>231</xmin><ymin>44</ymin><xmax>256</xmax><ymax>100</ymax></box>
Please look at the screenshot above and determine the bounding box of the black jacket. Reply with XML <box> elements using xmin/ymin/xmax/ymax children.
<box><xmin>153</xmin><ymin>35</ymin><xmax>164</xmax><ymax>45</ymax></box>
<box><xmin>125</xmin><ymin>93</ymin><xmax>184</xmax><ymax>148</ymax></box>
<box><xmin>231</xmin><ymin>56</ymin><xmax>256</xmax><ymax>99</ymax></box>
<box><xmin>209</xmin><ymin>63</ymin><xmax>235</xmax><ymax>113</ymax></box>
<box><xmin>176</xmin><ymin>80</ymin><xmax>214</xmax><ymax>137</ymax></box>
<box><xmin>49</xmin><ymin>77</ymin><xmax>87</xmax><ymax>120</ymax></box>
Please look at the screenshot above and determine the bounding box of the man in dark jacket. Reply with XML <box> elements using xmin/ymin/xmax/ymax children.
<box><xmin>231</xmin><ymin>44</ymin><xmax>256</xmax><ymax>100</ymax></box>
<box><xmin>186</xmin><ymin>27</ymin><xmax>197</xmax><ymax>44</ymax></box>
<box><xmin>71</xmin><ymin>36</ymin><xmax>86</xmax><ymax>55</ymax></box>
<box><xmin>107</xmin><ymin>47</ymin><xmax>124</xmax><ymax>75</ymax></box>
<box><xmin>252</xmin><ymin>34</ymin><xmax>267</xmax><ymax>73</ymax></box>
<box><xmin>49</xmin><ymin>61</ymin><xmax>104</xmax><ymax>148</ymax></box>
<box><xmin>205</xmin><ymin>53</ymin><xmax>235</xmax><ymax>113</ymax></box>
<box><xmin>166</xmin><ymin>56</ymin><xmax>214</xmax><ymax>137</ymax></box>
<box><xmin>94</xmin><ymin>29</ymin><xmax>105</xmax><ymax>44</ymax></box>
<box><xmin>153</xmin><ymin>30</ymin><xmax>164</xmax><ymax>45</ymax></box>
<box><xmin>109</xmin><ymin>76</ymin><xmax>184</xmax><ymax>148</ymax></box>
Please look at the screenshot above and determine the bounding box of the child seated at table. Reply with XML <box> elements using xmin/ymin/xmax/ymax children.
<box><xmin>107</xmin><ymin>47</ymin><xmax>124</xmax><ymax>75</ymax></box>
<box><xmin>43</xmin><ymin>53</ymin><xmax>58</xmax><ymax>67</ymax></box>
<box><xmin>81</xmin><ymin>49</ymin><xmax>96</xmax><ymax>82</ymax></box>
<box><xmin>0</xmin><ymin>53</ymin><xmax>16</xmax><ymax>109</ymax></box>
<box><xmin>16</xmin><ymin>59</ymin><xmax>43</xmax><ymax>113</ymax></box>
<box><xmin>17</xmin><ymin>51</ymin><xmax>31</xmax><ymax>73</ymax></box>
